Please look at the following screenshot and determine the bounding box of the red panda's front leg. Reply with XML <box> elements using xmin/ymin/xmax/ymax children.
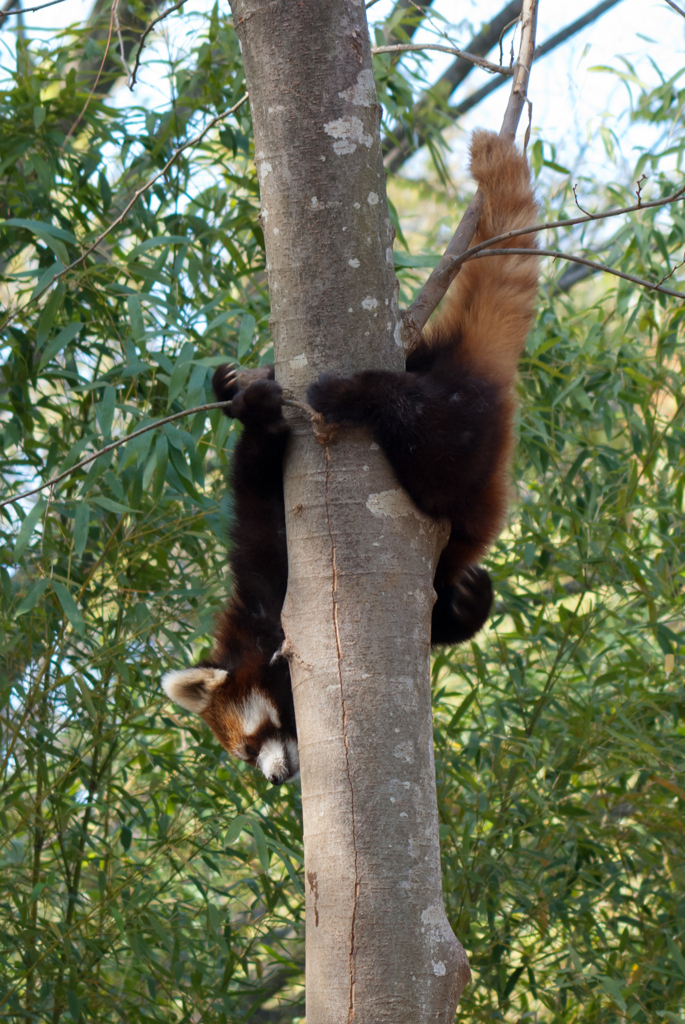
<box><xmin>162</xmin><ymin>364</ymin><xmax>298</xmax><ymax>785</ymax></box>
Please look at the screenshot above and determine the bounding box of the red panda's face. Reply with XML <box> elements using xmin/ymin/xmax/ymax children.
<box><xmin>161</xmin><ymin>668</ymin><xmax>299</xmax><ymax>785</ymax></box>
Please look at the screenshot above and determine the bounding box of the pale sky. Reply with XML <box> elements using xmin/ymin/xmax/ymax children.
<box><xmin>1</xmin><ymin>0</ymin><xmax>683</xmax><ymax>191</ymax></box>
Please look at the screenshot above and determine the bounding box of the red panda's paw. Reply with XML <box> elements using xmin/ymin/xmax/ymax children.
<box><xmin>212</xmin><ymin>363</ymin><xmax>275</xmax><ymax>406</ymax></box>
<box><xmin>431</xmin><ymin>565</ymin><xmax>493</xmax><ymax>646</ymax></box>
<box><xmin>229</xmin><ymin>379</ymin><xmax>284</xmax><ymax>428</ymax></box>
<box><xmin>307</xmin><ymin>373</ymin><xmax>367</xmax><ymax>424</ymax></box>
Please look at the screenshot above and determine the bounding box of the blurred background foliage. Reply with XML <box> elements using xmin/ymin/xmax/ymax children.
<box><xmin>0</xmin><ymin>1</ymin><xmax>683</xmax><ymax>1022</ymax></box>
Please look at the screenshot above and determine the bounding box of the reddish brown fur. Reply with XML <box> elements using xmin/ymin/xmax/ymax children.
<box><xmin>308</xmin><ymin>131</ymin><xmax>540</xmax><ymax>642</ymax></box>
<box><xmin>164</xmin><ymin>131</ymin><xmax>540</xmax><ymax>771</ymax></box>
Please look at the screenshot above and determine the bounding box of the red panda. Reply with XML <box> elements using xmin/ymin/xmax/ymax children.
<box><xmin>162</xmin><ymin>368</ymin><xmax>298</xmax><ymax>785</ymax></box>
<box><xmin>161</xmin><ymin>130</ymin><xmax>539</xmax><ymax>784</ymax></box>
<box><xmin>308</xmin><ymin>130</ymin><xmax>540</xmax><ymax>606</ymax></box>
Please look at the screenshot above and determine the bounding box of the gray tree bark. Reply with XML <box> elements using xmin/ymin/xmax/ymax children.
<box><xmin>228</xmin><ymin>1</ymin><xmax>470</xmax><ymax>1022</ymax></box>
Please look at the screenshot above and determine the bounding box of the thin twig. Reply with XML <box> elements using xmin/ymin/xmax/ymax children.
<box><xmin>0</xmin><ymin>94</ymin><xmax>248</xmax><ymax>335</ymax></box>
<box><xmin>404</xmin><ymin>0</ymin><xmax>538</xmax><ymax>339</ymax></box>
<box><xmin>112</xmin><ymin>0</ymin><xmax>132</xmax><ymax>87</ymax></box>
<box><xmin>129</xmin><ymin>0</ymin><xmax>185</xmax><ymax>88</ymax></box>
<box><xmin>0</xmin><ymin>0</ymin><xmax>67</xmax><ymax>19</ymax></box>
<box><xmin>665</xmin><ymin>0</ymin><xmax>685</xmax><ymax>17</ymax></box>
<box><xmin>0</xmin><ymin>391</ymin><xmax>310</xmax><ymax>511</ymax></box>
<box><xmin>62</xmin><ymin>95</ymin><xmax>247</xmax><ymax>274</ymax></box>
<box><xmin>371</xmin><ymin>43</ymin><xmax>514</xmax><ymax>76</ymax></box>
<box><xmin>498</xmin><ymin>13</ymin><xmax>520</xmax><ymax>65</ymax></box>
<box><xmin>439</xmin><ymin>180</ymin><xmax>685</xmax><ymax>257</ymax></box>
<box><xmin>463</xmin><ymin>247</ymin><xmax>685</xmax><ymax>300</ymax></box>
<box><xmin>655</xmin><ymin>251</ymin><xmax>685</xmax><ymax>288</ymax></box>
<box><xmin>60</xmin><ymin>1</ymin><xmax>116</xmax><ymax>152</ymax></box>
<box><xmin>448</xmin><ymin>1</ymin><xmax>625</xmax><ymax>139</ymax></box>
<box><xmin>499</xmin><ymin>0</ymin><xmax>538</xmax><ymax>141</ymax></box>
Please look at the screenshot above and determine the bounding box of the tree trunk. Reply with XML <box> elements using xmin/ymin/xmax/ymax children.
<box><xmin>229</xmin><ymin>2</ymin><xmax>470</xmax><ymax>1021</ymax></box>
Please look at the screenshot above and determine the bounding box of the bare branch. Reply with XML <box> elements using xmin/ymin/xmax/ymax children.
<box><xmin>665</xmin><ymin>0</ymin><xmax>685</xmax><ymax>17</ymax></box>
<box><xmin>60</xmin><ymin>2</ymin><xmax>116</xmax><ymax>152</ymax></box>
<box><xmin>499</xmin><ymin>14</ymin><xmax>521</xmax><ymax>65</ymax></box>
<box><xmin>451</xmin><ymin>0</ymin><xmax>624</xmax><ymax>124</ymax></box>
<box><xmin>383</xmin><ymin>1</ymin><xmax>522</xmax><ymax>170</ymax></box>
<box><xmin>500</xmin><ymin>0</ymin><xmax>538</xmax><ymax>140</ymax></box>
<box><xmin>465</xmin><ymin>247</ymin><xmax>685</xmax><ymax>300</ymax></box>
<box><xmin>401</xmin><ymin>180</ymin><xmax>685</xmax><ymax>317</ymax></box>
<box><xmin>0</xmin><ymin>393</ymin><xmax>310</xmax><ymax>511</ymax></box>
<box><xmin>371</xmin><ymin>43</ymin><xmax>514</xmax><ymax>76</ymax></box>
<box><xmin>444</xmin><ymin>180</ymin><xmax>685</xmax><ymax>254</ymax></box>
<box><xmin>129</xmin><ymin>0</ymin><xmax>185</xmax><ymax>88</ymax></box>
<box><xmin>0</xmin><ymin>0</ymin><xmax>68</xmax><ymax>21</ymax></box>
<box><xmin>113</xmin><ymin>0</ymin><xmax>132</xmax><ymax>87</ymax></box>
<box><xmin>403</xmin><ymin>0</ymin><xmax>538</xmax><ymax>338</ymax></box>
<box><xmin>0</xmin><ymin>94</ymin><xmax>249</xmax><ymax>334</ymax></box>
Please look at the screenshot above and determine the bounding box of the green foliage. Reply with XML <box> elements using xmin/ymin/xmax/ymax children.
<box><xmin>0</xmin><ymin>5</ymin><xmax>683</xmax><ymax>1024</ymax></box>
<box><xmin>0</xmin><ymin>8</ymin><xmax>303</xmax><ymax>1023</ymax></box>
<box><xmin>429</xmin><ymin>63</ymin><xmax>685</xmax><ymax>1021</ymax></box>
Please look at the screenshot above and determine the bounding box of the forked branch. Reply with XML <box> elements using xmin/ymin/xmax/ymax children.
<box><xmin>129</xmin><ymin>0</ymin><xmax>186</xmax><ymax>88</ymax></box>
<box><xmin>0</xmin><ymin>393</ymin><xmax>311</xmax><ymax>512</ymax></box>
<box><xmin>466</xmin><ymin>248</ymin><xmax>685</xmax><ymax>300</ymax></box>
<box><xmin>371</xmin><ymin>43</ymin><xmax>514</xmax><ymax>76</ymax></box>
<box><xmin>403</xmin><ymin>0</ymin><xmax>539</xmax><ymax>339</ymax></box>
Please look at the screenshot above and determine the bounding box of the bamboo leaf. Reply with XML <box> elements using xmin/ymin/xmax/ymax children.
<box><xmin>51</xmin><ymin>581</ymin><xmax>85</xmax><ymax>636</ymax></box>
<box><xmin>15</xmin><ymin>578</ymin><xmax>50</xmax><ymax>616</ymax></box>
<box><xmin>13</xmin><ymin>499</ymin><xmax>47</xmax><ymax>559</ymax></box>
<box><xmin>73</xmin><ymin>502</ymin><xmax>90</xmax><ymax>558</ymax></box>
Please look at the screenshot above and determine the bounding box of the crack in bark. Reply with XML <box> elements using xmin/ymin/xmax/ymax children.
<box><xmin>322</xmin><ymin>442</ymin><xmax>359</xmax><ymax>1022</ymax></box>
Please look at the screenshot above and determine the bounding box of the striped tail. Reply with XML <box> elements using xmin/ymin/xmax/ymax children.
<box><xmin>427</xmin><ymin>129</ymin><xmax>540</xmax><ymax>385</ymax></box>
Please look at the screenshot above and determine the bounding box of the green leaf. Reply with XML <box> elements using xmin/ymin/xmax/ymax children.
<box><xmin>153</xmin><ymin>434</ymin><xmax>168</xmax><ymax>500</ymax></box>
<box><xmin>36</xmin><ymin>282</ymin><xmax>65</xmax><ymax>346</ymax></box>
<box><xmin>38</xmin><ymin>321</ymin><xmax>83</xmax><ymax>368</ymax></box>
<box><xmin>127</xmin><ymin>295</ymin><xmax>145</xmax><ymax>342</ymax></box>
<box><xmin>67</xmin><ymin>990</ymin><xmax>80</xmax><ymax>1020</ymax></box>
<box><xmin>127</xmin><ymin>235</ymin><xmax>189</xmax><ymax>260</ymax></box>
<box><xmin>447</xmin><ymin>690</ymin><xmax>477</xmax><ymax>732</ymax></box>
<box><xmin>237</xmin><ymin>314</ymin><xmax>256</xmax><ymax>360</ymax></box>
<box><xmin>51</xmin><ymin>582</ymin><xmax>85</xmax><ymax>636</ymax></box>
<box><xmin>29</xmin><ymin>881</ymin><xmax>46</xmax><ymax>901</ymax></box>
<box><xmin>91</xmin><ymin>496</ymin><xmax>132</xmax><ymax>514</ymax></box>
<box><xmin>187</xmin><ymin>363</ymin><xmax>207</xmax><ymax>407</ymax></box>
<box><xmin>167</xmin><ymin>345</ymin><xmax>195</xmax><ymax>404</ymax></box>
<box><xmin>96</xmin><ymin>385</ymin><xmax>116</xmax><ymax>437</ymax></box>
<box><xmin>542</xmin><ymin>159</ymin><xmax>571</xmax><ymax>174</ymax></box>
<box><xmin>599</xmin><ymin>976</ymin><xmax>627</xmax><ymax>1011</ymax></box>
<box><xmin>33</xmin><ymin>105</ymin><xmax>46</xmax><ymax>129</ymax></box>
<box><xmin>249</xmin><ymin>819</ymin><xmax>270</xmax><ymax>873</ymax></box>
<box><xmin>225</xmin><ymin>815</ymin><xmax>248</xmax><ymax>846</ymax></box>
<box><xmin>120</xmin><ymin>825</ymin><xmax>132</xmax><ymax>851</ymax></box>
<box><xmin>77</xmin><ymin>675</ymin><xmax>97</xmax><ymax>719</ymax></box>
<box><xmin>73</xmin><ymin>502</ymin><xmax>90</xmax><ymax>558</ymax></box>
<box><xmin>4</xmin><ymin>217</ymin><xmax>75</xmax><ymax>243</ymax></box>
<box><xmin>13</xmin><ymin>498</ymin><xmax>47</xmax><ymax>559</ymax></box>
<box><xmin>666</xmin><ymin>934</ymin><xmax>685</xmax><ymax>978</ymax></box>
<box><xmin>16</xmin><ymin>578</ymin><xmax>50</xmax><ymax>616</ymax></box>
<box><xmin>393</xmin><ymin>251</ymin><xmax>440</xmax><ymax>269</ymax></box>
<box><xmin>31</xmin><ymin>262</ymin><xmax>65</xmax><ymax>300</ymax></box>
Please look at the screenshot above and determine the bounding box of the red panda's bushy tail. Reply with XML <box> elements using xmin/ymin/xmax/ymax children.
<box><xmin>426</xmin><ymin>129</ymin><xmax>540</xmax><ymax>385</ymax></box>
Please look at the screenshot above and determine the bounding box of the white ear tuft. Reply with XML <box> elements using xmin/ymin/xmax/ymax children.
<box><xmin>161</xmin><ymin>668</ymin><xmax>227</xmax><ymax>714</ymax></box>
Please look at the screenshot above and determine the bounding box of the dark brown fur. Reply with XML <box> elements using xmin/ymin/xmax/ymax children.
<box><xmin>162</xmin><ymin>130</ymin><xmax>539</xmax><ymax>777</ymax></box>
<box><xmin>308</xmin><ymin>130</ymin><xmax>539</xmax><ymax>630</ymax></box>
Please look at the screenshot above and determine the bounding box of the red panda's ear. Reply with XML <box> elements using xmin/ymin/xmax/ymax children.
<box><xmin>161</xmin><ymin>668</ymin><xmax>227</xmax><ymax>714</ymax></box>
